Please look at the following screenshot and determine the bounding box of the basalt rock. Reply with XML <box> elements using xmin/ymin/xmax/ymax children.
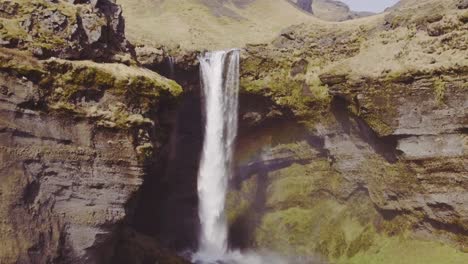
<box><xmin>226</xmin><ymin>0</ymin><xmax>468</xmax><ymax>262</ymax></box>
<box><xmin>0</xmin><ymin>48</ymin><xmax>182</xmax><ymax>263</ymax></box>
<box><xmin>0</xmin><ymin>0</ymin><xmax>131</xmax><ymax>60</ymax></box>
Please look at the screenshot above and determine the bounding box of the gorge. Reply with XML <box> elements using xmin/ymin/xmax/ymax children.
<box><xmin>0</xmin><ymin>0</ymin><xmax>467</xmax><ymax>264</ymax></box>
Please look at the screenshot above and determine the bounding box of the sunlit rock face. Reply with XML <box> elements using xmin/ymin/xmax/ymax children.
<box><xmin>0</xmin><ymin>48</ymin><xmax>182</xmax><ymax>263</ymax></box>
<box><xmin>0</xmin><ymin>0</ymin><xmax>130</xmax><ymax>60</ymax></box>
<box><xmin>290</xmin><ymin>0</ymin><xmax>375</xmax><ymax>21</ymax></box>
<box><xmin>1</xmin><ymin>0</ymin><xmax>467</xmax><ymax>263</ymax></box>
<box><xmin>0</xmin><ymin>71</ymin><xmax>140</xmax><ymax>264</ymax></box>
<box><xmin>223</xmin><ymin>0</ymin><xmax>468</xmax><ymax>262</ymax></box>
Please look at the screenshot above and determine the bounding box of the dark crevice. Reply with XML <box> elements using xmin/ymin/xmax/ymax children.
<box><xmin>331</xmin><ymin>96</ymin><xmax>399</xmax><ymax>163</ymax></box>
<box><xmin>374</xmin><ymin>207</ymin><xmax>413</xmax><ymax>221</ymax></box>
<box><xmin>12</xmin><ymin>129</ymin><xmax>73</xmax><ymax>145</ymax></box>
<box><xmin>130</xmin><ymin>88</ymin><xmax>203</xmax><ymax>252</ymax></box>
<box><xmin>110</xmin><ymin>63</ymin><xmax>203</xmax><ymax>264</ymax></box>
<box><xmin>425</xmin><ymin>218</ymin><xmax>468</xmax><ymax>237</ymax></box>
<box><xmin>455</xmin><ymin>127</ymin><xmax>468</xmax><ymax>134</ymax></box>
<box><xmin>22</xmin><ymin>180</ymin><xmax>40</xmax><ymax>204</ymax></box>
<box><xmin>374</xmin><ymin>206</ymin><xmax>468</xmax><ymax>238</ymax></box>
<box><xmin>235</xmin><ymin>158</ymin><xmax>311</xmax><ymax>188</ymax></box>
<box><xmin>17</xmin><ymin>99</ymin><xmax>47</xmax><ymax>112</ymax></box>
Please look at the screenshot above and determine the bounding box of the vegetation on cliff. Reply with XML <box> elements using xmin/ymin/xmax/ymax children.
<box><xmin>0</xmin><ymin>47</ymin><xmax>182</xmax><ymax>129</ymax></box>
<box><xmin>1</xmin><ymin>0</ymin><xmax>467</xmax><ymax>263</ymax></box>
<box><xmin>0</xmin><ymin>0</ymin><xmax>129</xmax><ymax>59</ymax></box>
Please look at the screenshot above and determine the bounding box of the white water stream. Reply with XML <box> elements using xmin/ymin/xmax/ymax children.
<box><xmin>194</xmin><ymin>49</ymin><xmax>240</xmax><ymax>262</ymax></box>
<box><xmin>193</xmin><ymin>50</ymin><xmax>290</xmax><ymax>264</ymax></box>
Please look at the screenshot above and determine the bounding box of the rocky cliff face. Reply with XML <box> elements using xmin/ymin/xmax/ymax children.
<box><xmin>0</xmin><ymin>0</ymin><xmax>467</xmax><ymax>263</ymax></box>
<box><xmin>0</xmin><ymin>0</ymin><xmax>131</xmax><ymax>60</ymax></box>
<box><xmin>0</xmin><ymin>35</ymin><xmax>182</xmax><ymax>264</ymax></box>
<box><xmin>225</xmin><ymin>0</ymin><xmax>468</xmax><ymax>262</ymax></box>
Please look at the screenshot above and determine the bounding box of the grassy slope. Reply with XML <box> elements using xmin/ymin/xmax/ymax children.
<box><xmin>118</xmin><ymin>0</ymin><xmax>319</xmax><ymax>50</ymax></box>
<box><xmin>326</xmin><ymin>0</ymin><xmax>467</xmax><ymax>78</ymax></box>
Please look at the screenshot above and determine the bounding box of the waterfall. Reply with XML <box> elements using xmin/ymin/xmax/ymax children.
<box><xmin>167</xmin><ymin>56</ymin><xmax>175</xmax><ymax>79</ymax></box>
<box><xmin>195</xmin><ymin>49</ymin><xmax>240</xmax><ymax>262</ymax></box>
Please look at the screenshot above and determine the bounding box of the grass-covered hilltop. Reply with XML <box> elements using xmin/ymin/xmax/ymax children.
<box><xmin>0</xmin><ymin>0</ymin><xmax>467</xmax><ymax>263</ymax></box>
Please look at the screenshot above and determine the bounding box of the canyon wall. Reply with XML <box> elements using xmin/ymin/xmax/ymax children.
<box><xmin>226</xmin><ymin>0</ymin><xmax>468</xmax><ymax>262</ymax></box>
<box><xmin>0</xmin><ymin>1</ymin><xmax>184</xmax><ymax>262</ymax></box>
<box><xmin>0</xmin><ymin>0</ymin><xmax>467</xmax><ymax>263</ymax></box>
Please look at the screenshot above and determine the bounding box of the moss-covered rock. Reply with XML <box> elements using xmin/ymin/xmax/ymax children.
<box><xmin>0</xmin><ymin>47</ymin><xmax>45</xmax><ymax>81</ymax></box>
<box><xmin>240</xmin><ymin>44</ymin><xmax>332</xmax><ymax>121</ymax></box>
<box><xmin>0</xmin><ymin>46</ymin><xmax>184</xmax><ymax>263</ymax></box>
<box><xmin>37</xmin><ymin>58</ymin><xmax>182</xmax><ymax>129</ymax></box>
<box><xmin>0</xmin><ymin>0</ymin><xmax>130</xmax><ymax>60</ymax></box>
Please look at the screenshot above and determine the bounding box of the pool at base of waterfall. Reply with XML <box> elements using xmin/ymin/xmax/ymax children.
<box><xmin>191</xmin><ymin>250</ymin><xmax>292</xmax><ymax>264</ymax></box>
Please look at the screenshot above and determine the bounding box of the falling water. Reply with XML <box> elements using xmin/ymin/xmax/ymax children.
<box><xmin>194</xmin><ymin>49</ymin><xmax>240</xmax><ymax>263</ymax></box>
<box><xmin>167</xmin><ymin>56</ymin><xmax>176</xmax><ymax>79</ymax></box>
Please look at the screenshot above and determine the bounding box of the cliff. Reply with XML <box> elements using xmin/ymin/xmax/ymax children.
<box><xmin>0</xmin><ymin>0</ymin><xmax>467</xmax><ymax>263</ymax></box>
<box><xmin>228</xmin><ymin>0</ymin><xmax>468</xmax><ymax>262</ymax></box>
<box><xmin>0</xmin><ymin>1</ymin><xmax>184</xmax><ymax>263</ymax></box>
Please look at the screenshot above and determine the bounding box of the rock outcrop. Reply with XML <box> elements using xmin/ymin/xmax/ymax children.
<box><xmin>290</xmin><ymin>0</ymin><xmax>375</xmax><ymax>21</ymax></box>
<box><xmin>0</xmin><ymin>0</ymin><xmax>131</xmax><ymax>60</ymax></box>
<box><xmin>0</xmin><ymin>47</ymin><xmax>182</xmax><ymax>263</ymax></box>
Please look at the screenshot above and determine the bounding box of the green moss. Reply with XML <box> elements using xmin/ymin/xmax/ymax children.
<box><xmin>255</xmin><ymin>199</ymin><xmax>375</xmax><ymax>259</ymax></box>
<box><xmin>251</xmin><ymin>153</ymin><xmax>467</xmax><ymax>262</ymax></box>
<box><xmin>0</xmin><ymin>48</ymin><xmax>45</xmax><ymax>81</ymax></box>
<box><xmin>384</xmin><ymin>70</ymin><xmax>415</xmax><ymax>83</ymax></box>
<box><xmin>114</xmin><ymin>75</ymin><xmax>182</xmax><ymax>100</ymax></box>
<box><xmin>348</xmin><ymin>79</ymin><xmax>405</xmax><ymax>136</ymax></box>
<box><xmin>346</xmin><ymin>226</ymin><xmax>375</xmax><ymax>257</ymax></box>
<box><xmin>363</xmin><ymin>115</ymin><xmax>394</xmax><ymax>137</ymax></box>
<box><xmin>317</xmin><ymin>219</ymin><xmax>348</xmax><ymax>259</ymax></box>
<box><xmin>49</xmin><ymin>101</ymin><xmax>80</xmax><ymax>114</ymax></box>
<box><xmin>265</xmin><ymin>160</ymin><xmax>341</xmax><ymax>209</ymax></box>
<box><xmin>0</xmin><ymin>18</ymin><xmax>28</xmax><ymax>42</ymax></box>
<box><xmin>359</xmin><ymin>157</ymin><xmax>418</xmax><ymax>208</ymax></box>
<box><xmin>42</xmin><ymin>61</ymin><xmax>117</xmax><ymax>102</ymax></box>
<box><xmin>256</xmin><ymin>193</ymin><xmax>468</xmax><ymax>263</ymax></box>
<box><xmin>459</xmin><ymin>11</ymin><xmax>468</xmax><ymax>23</ymax></box>
<box><xmin>136</xmin><ymin>142</ymin><xmax>154</xmax><ymax>163</ymax></box>
<box><xmin>65</xmin><ymin>67</ymin><xmax>116</xmax><ymax>88</ymax></box>
<box><xmin>269</xmin><ymin>141</ymin><xmax>318</xmax><ymax>162</ymax></box>
<box><xmin>32</xmin><ymin>33</ymin><xmax>67</xmax><ymax>51</ymax></box>
<box><xmin>341</xmin><ymin>236</ymin><xmax>468</xmax><ymax>264</ymax></box>
<box><xmin>266</xmin><ymin>174</ymin><xmax>315</xmax><ymax>208</ymax></box>
<box><xmin>226</xmin><ymin>176</ymin><xmax>258</xmax><ymax>225</ymax></box>
<box><xmin>0</xmin><ymin>0</ymin><xmax>81</xmax><ymax>51</ymax></box>
<box><xmin>240</xmin><ymin>55</ymin><xmax>330</xmax><ymax>118</ymax></box>
<box><xmin>378</xmin><ymin>214</ymin><xmax>415</xmax><ymax>236</ymax></box>
<box><xmin>433</xmin><ymin>77</ymin><xmax>446</xmax><ymax>105</ymax></box>
<box><xmin>255</xmin><ymin>207</ymin><xmax>318</xmax><ymax>256</ymax></box>
<box><xmin>241</xmin><ymin>71</ymin><xmax>312</xmax><ymax>116</ymax></box>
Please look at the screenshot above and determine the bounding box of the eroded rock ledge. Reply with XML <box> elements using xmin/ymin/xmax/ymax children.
<box><xmin>0</xmin><ymin>47</ymin><xmax>182</xmax><ymax>263</ymax></box>
<box><xmin>0</xmin><ymin>0</ymin><xmax>131</xmax><ymax>60</ymax></box>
